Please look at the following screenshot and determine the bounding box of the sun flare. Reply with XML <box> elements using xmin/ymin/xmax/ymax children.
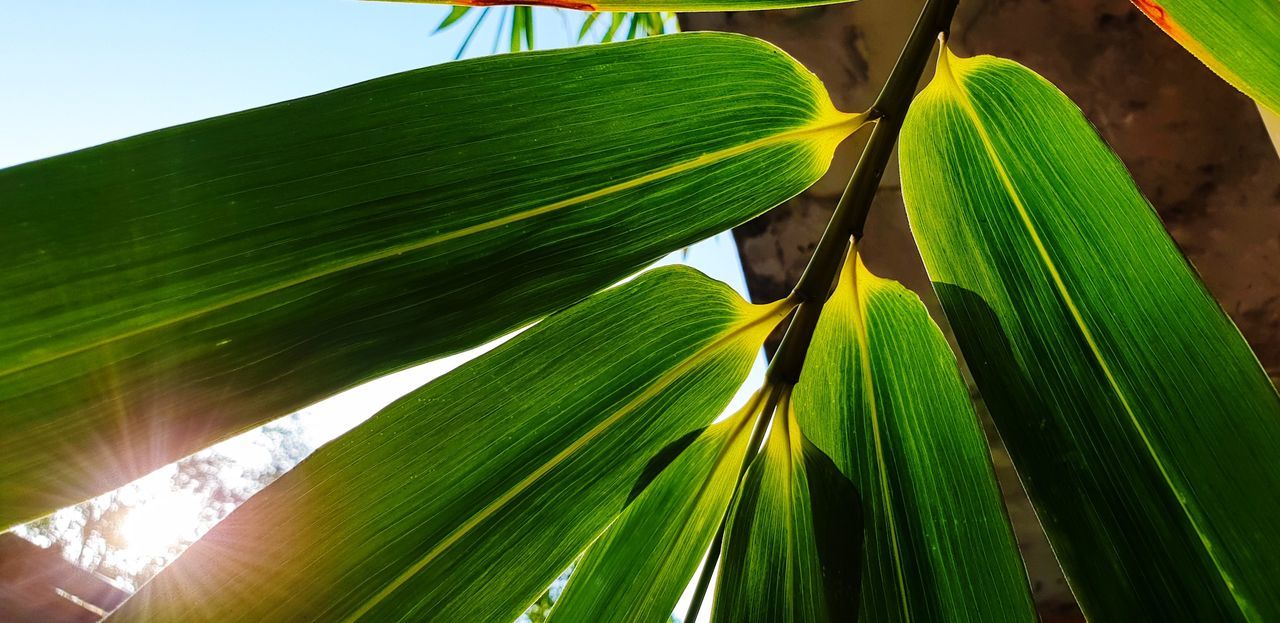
<box><xmin>119</xmin><ymin>492</ymin><xmax>204</xmax><ymax>560</ymax></box>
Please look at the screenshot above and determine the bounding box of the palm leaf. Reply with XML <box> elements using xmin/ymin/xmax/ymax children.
<box><xmin>106</xmin><ymin>267</ymin><xmax>792</xmax><ymax>622</ymax></box>
<box><xmin>1131</xmin><ymin>0</ymin><xmax>1280</xmax><ymax>114</ymax></box>
<box><xmin>792</xmin><ymin>251</ymin><xmax>1036</xmax><ymax>622</ymax></box>
<box><xmin>0</xmin><ymin>33</ymin><xmax>859</xmax><ymax>528</ymax></box>
<box><xmin>711</xmin><ymin>394</ymin><xmax>861</xmax><ymax>623</ymax></box>
<box><xmin>900</xmin><ymin>47</ymin><xmax>1280</xmax><ymax>621</ymax></box>
<box><xmin>546</xmin><ymin>389</ymin><xmax>768</xmax><ymax>623</ymax></box>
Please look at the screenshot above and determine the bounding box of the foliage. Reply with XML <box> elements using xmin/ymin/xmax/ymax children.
<box><xmin>900</xmin><ymin>46</ymin><xmax>1280</xmax><ymax>620</ymax></box>
<box><xmin>16</xmin><ymin>421</ymin><xmax>310</xmax><ymax>591</ymax></box>
<box><xmin>549</xmin><ymin>391</ymin><xmax>765</xmax><ymax>622</ymax></box>
<box><xmin>2</xmin><ymin>0</ymin><xmax>1279</xmax><ymax>621</ymax></box>
<box><xmin>793</xmin><ymin>253</ymin><xmax>1036</xmax><ymax>622</ymax></box>
<box><xmin>1130</xmin><ymin>0</ymin><xmax>1280</xmax><ymax>115</ymax></box>
<box><xmin>433</xmin><ymin>6</ymin><xmax>675</xmax><ymax>56</ymax></box>
<box><xmin>0</xmin><ymin>32</ymin><xmax>854</xmax><ymax>529</ymax></box>
<box><xmin>106</xmin><ymin>267</ymin><xmax>788</xmax><ymax>622</ymax></box>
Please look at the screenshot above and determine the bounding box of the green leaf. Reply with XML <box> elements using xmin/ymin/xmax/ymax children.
<box><xmin>1261</xmin><ymin>104</ymin><xmax>1280</xmax><ymax>159</ymax></box>
<box><xmin>625</xmin><ymin>13</ymin><xmax>641</xmax><ymax>41</ymax></box>
<box><xmin>1131</xmin><ymin>0</ymin><xmax>1280</xmax><ymax>114</ymax></box>
<box><xmin>376</xmin><ymin>0</ymin><xmax>853</xmax><ymax>13</ymax></box>
<box><xmin>577</xmin><ymin>12</ymin><xmax>602</xmax><ymax>41</ymax></box>
<box><xmin>712</xmin><ymin>395</ymin><xmax>861</xmax><ymax>623</ymax></box>
<box><xmin>520</xmin><ymin>6</ymin><xmax>535</xmax><ymax>49</ymax></box>
<box><xmin>900</xmin><ymin>47</ymin><xmax>1280</xmax><ymax>622</ymax></box>
<box><xmin>434</xmin><ymin>5</ymin><xmax>471</xmax><ymax>32</ymax></box>
<box><xmin>0</xmin><ymin>32</ymin><xmax>860</xmax><ymax>528</ymax></box>
<box><xmin>106</xmin><ymin>267</ymin><xmax>792</xmax><ymax>623</ymax></box>
<box><xmin>602</xmin><ymin>12</ymin><xmax>626</xmax><ymax>43</ymax></box>
<box><xmin>547</xmin><ymin>389</ymin><xmax>768</xmax><ymax>623</ymax></box>
<box><xmin>792</xmin><ymin>252</ymin><xmax>1036</xmax><ymax>623</ymax></box>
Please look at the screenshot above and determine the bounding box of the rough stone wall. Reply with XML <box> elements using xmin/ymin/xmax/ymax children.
<box><xmin>683</xmin><ymin>1</ymin><xmax>1280</xmax><ymax>619</ymax></box>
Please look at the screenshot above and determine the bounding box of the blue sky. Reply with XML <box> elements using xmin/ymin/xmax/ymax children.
<box><xmin>0</xmin><ymin>0</ymin><xmax>591</xmax><ymax>167</ymax></box>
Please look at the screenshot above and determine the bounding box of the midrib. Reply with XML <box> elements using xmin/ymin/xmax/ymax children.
<box><xmin>2</xmin><ymin>114</ymin><xmax>857</xmax><ymax>379</ymax></box>
<box><xmin>848</xmin><ymin>258</ymin><xmax>912</xmax><ymax>621</ymax></box>
<box><xmin>937</xmin><ymin>50</ymin><xmax>1250</xmax><ymax>618</ymax></box>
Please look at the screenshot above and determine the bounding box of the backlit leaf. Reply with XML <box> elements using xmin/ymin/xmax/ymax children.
<box><xmin>792</xmin><ymin>251</ymin><xmax>1036</xmax><ymax>623</ymax></box>
<box><xmin>577</xmin><ymin>12</ymin><xmax>602</xmax><ymax>41</ymax></box>
<box><xmin>547</xmin><ymin>389</ymin><xmax>767</xmax><ymax>623</ymax></box>
<box><xmin>0</xmin><ymin>32</ymin><xmax>860</xmax><ymax>528</ymax></box>
<box><xmin>1131</xmin><ymin>0</ymin><xmax>1280</xmax><ymax>114</ymax></box>
<box><xmin>377</xmin><ymin>0</ymin><xmax>853</xmax><ymax>13</ymax></box>
<box><xmin>106</xmin><ymin>267</ymin><xmax>792</xmax><ymax>623</ymax></box>
<box><xmin>711</xmin><ymin>394</ymin><xmax>861</xmax><ymax>623</ymax></box>
<box><xmin>900</xmin><ymin>47</ymin><xmax>1280</xmax><ymax>621</ymax></box>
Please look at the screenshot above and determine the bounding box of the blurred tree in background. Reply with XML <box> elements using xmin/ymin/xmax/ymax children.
<box><xmin>15</xmin><ymin>419</ymin><xmax>310</xmax><ymax>591</ymax></box>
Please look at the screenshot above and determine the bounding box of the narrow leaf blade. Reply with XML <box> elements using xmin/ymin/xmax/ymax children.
<box><xmin>106</xmin><ymin>267</ymin><xmax>791</xmax><ymax>623</ymax></box>
<box><xmin>0</xmin><ymin>32</ymin><xmax>858</xmax><ymax>527</ymax></box>
<box><xmin>900</xmin><ymin>48</ymin><xmax>1280</xmax><ymax>621</ymax></box>
<box><xmin>793</xmin><ymin>253</ymin><xmax>1036</xmax><ymax>623</ymax></box>
<box><xmin>577</xmin><ymin>12</ymin><xmax>602</xmax><ymax>41</ymax></box>
<box><xmin>434</xmin><ymin>5</ymin><xmax>471</xmax><ymax>32</ymax></box>
<box><xmin>547</xmin><ymin>391</ymin><xmax>765</xmax><ymax>623</ymax></box>
<box><xmin>712</xmin><ymin>398</ymin><xmax>862</xmax><ymax>623</ymax></box>
<box><xmin>602</xmin><ymin>12</ymin><xmax>625</xmax><ymax>43</ymax></box>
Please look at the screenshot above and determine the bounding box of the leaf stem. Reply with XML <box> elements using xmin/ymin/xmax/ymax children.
<box><xmin>682</xmin><ymin>4</ymin><xmax>960</xmax><ymax>619</ymax></box>
<box><xmin>764</xmin><ymin>0</ymin><xmax>959</xmax><ymax>386</ymax></box>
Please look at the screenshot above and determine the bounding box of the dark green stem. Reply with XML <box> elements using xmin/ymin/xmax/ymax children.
<box><xmin>764</xmin><ymin>0</ymin><xmax>959</xmax><ymax>386</ymax></box>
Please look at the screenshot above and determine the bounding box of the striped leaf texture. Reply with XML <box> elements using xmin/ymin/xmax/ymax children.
<box><xmin>711</xmin><ymin>394</ymin><xmax>862</xmax><ymax>623</ymax></box>
<box><xmin>792</xmin><ymin>252</ymin><xmax>1036</xmax><ymax>623</ymax></box>
<box><xmin>1131</xmin><ymin>0</ymin><xmax>1280</xmax><ymax>114</ymax></box>
<box><xmin>106</xmin><ymin>267</ymin><xmax>791</xmax><ymax>622</ymax></box>
<box><xmin>377</xmin><ymin>0</ymin><xmax>853</xmax><ymax>14</ymax></box>
<box><xmin>900</xmin><ymin>48</ymin><xmax>1280</xmax><ymax>622</ymax></box>
<box><xmin>0</xmin><ymin>32</ymin><xmax>860</xmax><ymax>528</ymax></box>
<box><xmin>546</xmin><ymin>389</ymin><xmax>769</xmax><ymax>623</ymax></box>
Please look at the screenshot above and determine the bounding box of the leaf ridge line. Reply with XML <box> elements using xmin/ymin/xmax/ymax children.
<box><xmin>776</xmin><ymin>398</ymin><xmax>798</xmax><ymax>616</ymax></box>
<box><xmin>339</xmin><ymin>298</ymin><xmax>793</xmax><ymax>622</ymax></box>
<box><xmin>2</xmin><ymin>114</ymin><xmax>859</xmax><ymax>380</ymax></box>
<box><xmin>936</xmin><ymin>48</ymin><xmax>1249</xmax><ymax>615</ymax></box>
<box><xmin>556</xmin><ymin>390</ymin><xmax>761</xmax><ymax>619</ymax></box>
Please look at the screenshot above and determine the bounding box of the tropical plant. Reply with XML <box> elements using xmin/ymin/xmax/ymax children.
<box><xmin>2</xmin><ymin>0</ymin><xmax>1279</xmax><ymax>621</ymax></box>
<box><xmin>432</xmin><ymin>5</ymin><xmax>675</xmax><ymax>56</ymax></box>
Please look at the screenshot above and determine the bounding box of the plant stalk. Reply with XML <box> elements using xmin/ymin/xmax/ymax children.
<box><xmin>765</xmin><ymin>0</ymin><xmax>959</xmax><ymax>386</ymax></box>
<box><xmin>682</xmin><ymin>4</ymin><xmax>959</xmax><ymax>619</ymax></box>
